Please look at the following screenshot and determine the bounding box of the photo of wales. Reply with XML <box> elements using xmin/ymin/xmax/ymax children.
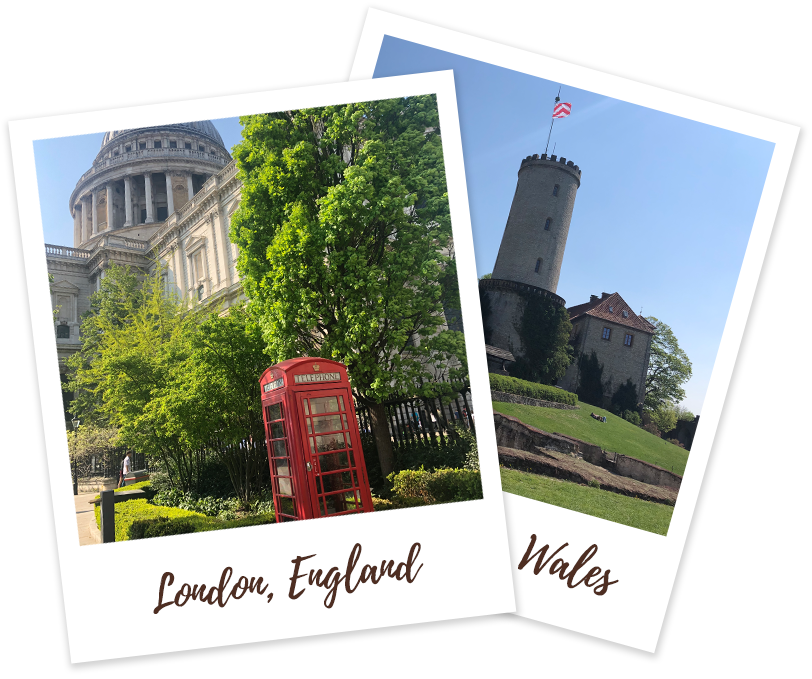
<box><xmin>373</xmin><ymin>39</ymin><xmax>775</xmax><ymax>535</ymax></box>
<box><xmin>37</xmin><ymin>95</ymin><xmax>481</xmax><ymax>545</ymax></box>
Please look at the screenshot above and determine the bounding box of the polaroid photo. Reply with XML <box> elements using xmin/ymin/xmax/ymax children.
<box><xmin>350</xmin><ymin>10</ymin><xmax>798</xmax><ymax>651</ymax></box>
<box><xmin>9</xmin><ymin>70</ymin><xmax>515</xmax><ymax>663</ymax></box>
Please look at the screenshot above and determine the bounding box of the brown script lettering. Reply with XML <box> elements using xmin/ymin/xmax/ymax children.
<box><xmin>518</xmin><ymin>534</ymin><xmax>618</xmax><ymax>596</ymax></box>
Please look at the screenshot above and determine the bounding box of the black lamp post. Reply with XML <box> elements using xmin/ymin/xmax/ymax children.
<box><xmin>71</xmin><ymin>418</ymin><xmax>80</xmax><ymax>496</ymax></box>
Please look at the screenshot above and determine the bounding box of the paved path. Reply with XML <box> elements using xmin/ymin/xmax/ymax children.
<box><xmin>74</xmin><ymin>492</ymin><xmax>99</xmax><ymax>546</ymax></box>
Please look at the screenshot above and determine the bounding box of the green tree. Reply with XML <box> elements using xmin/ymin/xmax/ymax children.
<box><xmin>65</xmin><ymin>264</ymin><xmax>146</xmax><ymax>424</ymax></box>
<box><xmin>650</xmin><ymin>404</ymin><xmax>678</xmax><ymax>434</ymax></box>
<box><xmin>644</xmin><ymin>317</ymin><xmax>692</xmax><ymax>412</ymax></box>
<box><xmin>162</xmin><ymin>307</ymin><xmax>274</xmax><ymax>506</ymax></box>
<box><xmin>230</xmin><ymin>98</ymin><xmax>465</xmax><ymax>477</ymax></box>
<box><xmin>11</xmin><ymin>35</ymin><xmax>70</xmax><ymax>73</ymax></box>
<box><xmin>576</xmin><ymin>350</ymin><xmax>604</xmax><ymax>407</ymax></box>
<box><xmin>509</xmin><ymin>294</ymin><xmax>574</xmax><ymax>384</ymax></box>
<box><xmin>611</xmin><ymin>378</ymin><xmax>639</xmax><ymax>415</ymax></box>
<box><xmin>242</xmin><ymin>2</ymin><xmax>363</xmax><ymax>87</ymax></box>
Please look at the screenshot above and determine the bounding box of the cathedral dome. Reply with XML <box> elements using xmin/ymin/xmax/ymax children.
<box><xmin>100</xmin><ymin>120</ymin><xmax>225</xmax><ymax>149</ymax></box>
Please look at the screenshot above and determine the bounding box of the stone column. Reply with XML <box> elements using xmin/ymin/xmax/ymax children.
<box><xmin>106</xmin><ymin>183</ymin><xmax>114</xmax><ymax>230</ymax></box>
<box><xmin>165</xmin><ymin>172</ymin><xmax>175</xmax><ymax>216</ymax></box>
<box><xmin>82</xmin><ymin>197</ymin><xmax>91</xmax><ymax>241</ymax></box>
<box><xmin>76</xmin><ymin>202</ymin><xmax>84</xmax><ymax>246</ymax></box>
<box><xmin>145</xmin><ymin>173</ymin><xmax>154</xmax><ymax>223</ymax></box>
<box><xmin>73</xmin><ymin>204</ymin><xmax>82</xmax><ymax>248</ymax></box>
<box><xmin>123</xmin><ymin>176</ymin><xmax>133</xmax><ymax>227</ymax></box>
<box><xmin>91</xmin><ymin>190</ymin><xmax>98</xmax><ymax>235</ymax></box>
<box><xmin>187</xmin><ymin>173</ymin><xmax>195</xmax><ymax>202</ymax></box>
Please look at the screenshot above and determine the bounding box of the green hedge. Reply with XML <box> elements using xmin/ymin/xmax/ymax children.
<box><xmin>489</xmin><ymin>373</ymin><xmax>577</xmax><ymax>406</ymax></box>
<box><xmin>388</xmin><ymin>467</ymin><xmax>483</xmax><ymax>506</ymax></box>
<box><xmin>95</xmin><ymin>498</ymin><xmax>275</xmax><ymax>542</ymax></box>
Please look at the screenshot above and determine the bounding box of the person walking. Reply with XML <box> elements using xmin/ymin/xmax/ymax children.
<box><xmin>118</xmin><ymin>451</ymin><xmax>132</xmax><ymax>488</ymax></box>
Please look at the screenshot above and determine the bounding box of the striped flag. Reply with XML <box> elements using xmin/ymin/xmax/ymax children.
<box><xmin>552</xmin><ymin>102</ymin><xmax>572</xmax><ymax>119</ymax></box>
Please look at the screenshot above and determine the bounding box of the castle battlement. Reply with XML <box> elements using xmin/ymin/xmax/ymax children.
<box><xmin>519</xmin><ymin>154</ymin><xmax>581</xmax><ymax>185</ymax></box>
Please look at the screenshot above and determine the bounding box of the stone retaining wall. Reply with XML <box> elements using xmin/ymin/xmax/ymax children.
<box><xmin>493</xmin><ymin>412</ymin><xmax>579</xmax><ymax>456</ymax></box>
<box><xmin>491</xmin><ymin>390</ymin><xmax>579</xmax><ymax>410</ymax></box>
<box><xmin>493</xmin><ymin>412</ymin><xmax>682</xmax><ymax>491</ymax></box>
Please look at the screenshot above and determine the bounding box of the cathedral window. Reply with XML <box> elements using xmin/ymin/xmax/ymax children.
<box><xmin>125</xmin><ymin>145</ymin><xmax>131</xmax><ymax>152</ymax></box>
<box><xmin>534</xmin><ymin>258</ymin><xmax>542</xmax><ymax>273</ymax></box>
<box><xmin>544</xmin><ymin>218</ymin><xmax>552</xmax><ymax>230</ymax></box>
<box><xmin>56</xmin><ymin>324</ymin><xmax>70</xmax><ymax>339</ymax></box>
<box><xmin>553</xmin><ymin>184</ymin><xmax>559</xmax><ymax>196</ymax></box>
<box><xmin>624</xmin><ymin>333</ymin><xmax>633</xmax><ymax>347</ymax></box>
<box><xmin>601</xmin><ymin>327</ymin><xmax>611</xmax><ymax>340</ymax></box>
<box><xmin>154</xmin><ymin>140</ymin><xmax>162</xmax><ymax>149</ymax></box>
<box><xmin>139</xmin><ymin>142</ymin><xmax>146</xmax><ymax>150</ymax></box>
<box><xmin>199</xmin><ymin>145</ymin><xmax>206</xmax><ymax>152</ymax></box>
<box><xmin>185</xmin><ymin>142</ymin><xmax>192</xmax><ymax>150</ymax></box>
<box><xmin>169</xmin><ymin>140</ymin><xmax>177</xmax><ymax>148</ymax></box>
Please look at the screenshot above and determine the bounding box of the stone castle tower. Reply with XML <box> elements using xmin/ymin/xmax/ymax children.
<box><xmin>481</xmin><ymin>153</ymin><xmax>581</xmax><ymax>358</ymax></box>
<box><xmin>492</xmin><ymin>153</ymin><xmax>581</xmax><ymax>292</ymax></box>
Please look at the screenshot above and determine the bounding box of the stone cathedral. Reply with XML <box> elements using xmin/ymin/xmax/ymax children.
<box><xmin>47</xmin><ymin>121</ymin><xmax>244</xmax><ymax>368</ymax></box>
<box><xmin>481</xmin><ymin>152</ymin><xmax>654</xmax><ymax>407</ymax></box>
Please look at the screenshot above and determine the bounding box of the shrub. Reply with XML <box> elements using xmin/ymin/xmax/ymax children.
<box><xmin>622</xmin><ymin>410</ymin><xmax>642</xmax><ymax>426</ymax></box>
<box><xmin>642</xmin><ymin>422</ymin><xmax>661</xmax><ymax>438</ymax></box>
<box><xmin>611</xmin><ymin>379</ymin><xmax>639</xmax><ymax>415</ymax></box>
<box><xmin>666</xmin><ymin>438</ymin><xmax>685</xmax><ymax>449</ymax></box>
<box><xmin>371</xmin><ymin>497</ymin><xmax>395</xmax><ymax>511</ymax></box>
<box><xmin>151</xmin><ymin>488</ymin><xmax>240</xmax><ymax>517</ymax></box>
<box><xmin>575</xmin><ymin>351</ymin><xmax>604</xmax><ymax>407</ymax></box>
<box><xmin>129</xmin><ymin>517</ymin><xmax>196</xmax><ymax>540</ymax></box>
<box><xmin>489</xmin><ymin>373</ymin><xmax>577</xmax><ymax>406</ymax></box>
<box><xmin>588</xmin><ymin>479</ymin><xmax>601</xmax><ymax>489</ymax></box>
<box><xmin>388</xmin><ymin>467</ymin><xmax>483</xmax><ymax>506</ymax></box>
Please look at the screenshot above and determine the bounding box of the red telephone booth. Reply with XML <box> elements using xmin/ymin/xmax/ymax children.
<box><xmin>259</xmin><ymin>357</ymin><xmax>374</xmax><ymax>522</ymax></box>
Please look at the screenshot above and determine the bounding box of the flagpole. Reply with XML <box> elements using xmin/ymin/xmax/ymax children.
<box><xmin>544</xmin><ymin>86</ymin><xmax>561</xmax><ymax>155</ymax></box>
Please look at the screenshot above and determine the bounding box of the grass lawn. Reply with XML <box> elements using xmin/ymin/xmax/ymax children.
<box><xmin>716</xmin><ymin>462</ymin><xmax>775</xmax><ymax>490</ymax></box>
<box><xmin>95</xmin><ymin>499</ymin><xmax>275</xmax><ymax>542</ymax></box>
<box><xmin>699</xmin><ymin>514</ymin><xmax>775</xmax><ymax>538</ymax></box>
<box><xmin>493</xmin><ymin>401</ymin><xmax>689</xmax><ymax>476</ymax></box>
<box><xmin>501</xmin><ymin>467</ymin><xmax>673</xmax><ymax>535</ymax></box>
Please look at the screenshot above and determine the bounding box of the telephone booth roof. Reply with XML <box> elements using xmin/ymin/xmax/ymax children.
<box><xmin>259</xmin><ymin>357</ymin><xmax>352</xmax><ymax>395</ymax></box>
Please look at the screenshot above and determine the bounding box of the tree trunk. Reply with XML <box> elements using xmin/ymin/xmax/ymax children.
<box><xmin>368</xmin><ymin>401</ymin><xmax>395</xmax><ymax>479</ymax></box>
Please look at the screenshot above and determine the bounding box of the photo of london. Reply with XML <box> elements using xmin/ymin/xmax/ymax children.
<box><xmin>36</xmin><ymin>96</ymin><xmax>482</xmax><ymax>545</ymax></box>
<box><xmin>372</xmin><ymin>38</ymin><xmax>775</xmax><ymax>535</ymax></box>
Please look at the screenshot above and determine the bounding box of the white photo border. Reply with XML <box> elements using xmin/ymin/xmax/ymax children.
<box><xmin>9</xmin><ymin>70</ymin><xmax>515</xmax><ymax>663</ymax></box>
<box><xmin>350</xmin><ymin>10</ymin><xmax>798</xmax><ymax>652</ymax></box>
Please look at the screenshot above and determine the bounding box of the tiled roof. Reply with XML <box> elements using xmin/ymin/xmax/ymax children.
<box><xmin>568</xmin><ymin>292</ymin><xmax>655</xmax><ymax>334</ymax></box>
<box><xmin>485</xmin><ymin>345</ymin><xmax>516</xmax><ymax>362</ymax></box>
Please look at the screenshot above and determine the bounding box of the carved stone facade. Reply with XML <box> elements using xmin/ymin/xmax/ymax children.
<box><xmin>46</xmin><ymin>121</ymin><xmax>244</xmax><ymax>369</ymax></box>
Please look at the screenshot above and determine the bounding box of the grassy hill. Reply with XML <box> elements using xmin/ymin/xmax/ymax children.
<box><xmin>492</xmin><ymin>401</ymin><xmax>689</xmax><ymax>476</ymax></box>
<box><xmin>501</xmin><ymin>468</ymin><xmax>673</xmax><ymax>536</ymax></box>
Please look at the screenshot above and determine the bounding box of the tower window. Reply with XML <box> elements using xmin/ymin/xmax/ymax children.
<box><xmin>624</xmin><ymin>333</ymin><xmax>633</xmax><ymax>347</ymax></box>
<box><xmin>534</xmin><ymin>258</ymin><xmax>542</xmax><ymax>273</ymax></box>
<box><xmin>139</xmin><ymin>142</ymin><xmax>146</xmax><ymax>150</ymax></box>
<box><xmin>125</xmin><ymin>145</ymin><xmax>131</xmax><ymax>152</ymax></box>
<box><xmin>553</xmin><ymin>184</ymin><xmax>559</xmax><ymax>196</ymax></box>
<box><xmin>199</xmin><ymin>145</ymin><xmax>206</xmax><ymax>152</ymax></box>
<box><xmin>544</xmin><ymin>218</ymin><xmax>552</xmax><ymax>230</ymax></box>
<box><xmin>601</xmin><ymin>327</ymin><xmax>611</xmax><ymax>341</ymax></box>
<box><xmin>169</xmin><ymin>140</ymin><xmax>177</xmax><ymax>148</ymax></box>
<box><xmin>185</xmin><ymin>142</ymin><xmax>192</xmax><ymax>150</ymax></box>
<box><xmin>154</xmin><ymin>140</ymin><xmax>162</xmax><ymax>149</ymax></box>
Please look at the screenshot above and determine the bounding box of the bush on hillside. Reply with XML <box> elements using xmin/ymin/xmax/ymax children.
<box><xmin>489</xmin><ymin>373</ymin><xmax>577</xmax><ymax>406</ymax></box>
<box><xmin>622</xmin><ymin>410</ymin><xmax>642</xmax><ymax>426</ymax></box>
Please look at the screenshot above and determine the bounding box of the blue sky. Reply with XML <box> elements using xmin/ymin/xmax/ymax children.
<box><xmin>34</xmin><ymin>44</ymin><xmax>773</xmax><ymax>415</ymax></box>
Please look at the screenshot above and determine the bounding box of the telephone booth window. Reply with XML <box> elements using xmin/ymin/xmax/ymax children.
<box><xmin>301</xmin><ymin>394</ymin><xmax>365</xmax><ymax>517</ymax></box>
<box><xmin>266</xmin><ymin>401</ymin><xmax>298</xmax><ymax>522</ymax></box>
